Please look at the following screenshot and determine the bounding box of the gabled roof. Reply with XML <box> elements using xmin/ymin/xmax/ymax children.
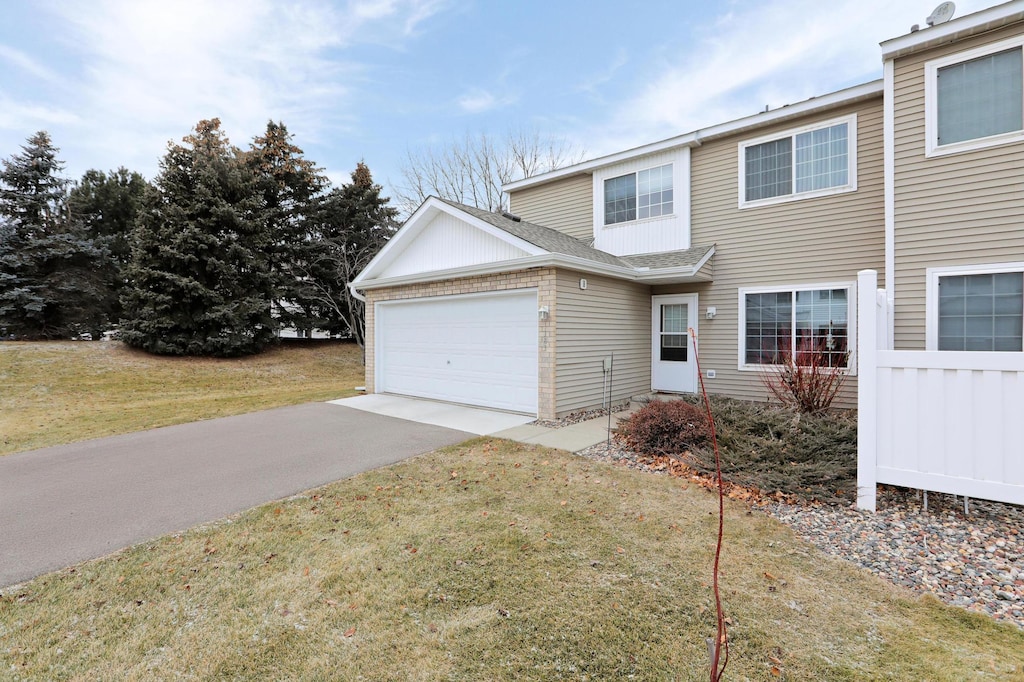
<box><xmin>350</xmin><ymin>197</ymin><xmax>714</xmax><ymax>291</ymax></box>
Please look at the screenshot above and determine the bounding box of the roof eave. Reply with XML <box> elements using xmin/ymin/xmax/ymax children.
<box><xmin>352</xmin><ymin>248</ymin><xmax>716</xmax><ymax>291</ymax></box>
<box><xmin>881</xmin><ymin>1</ymin><xmax>1024</xmax><ymax>60</ymax></box>
<box><xmin>502</xmin><ymin>81</ymin><xmax>882</xmax><ymax>193</ymax></box>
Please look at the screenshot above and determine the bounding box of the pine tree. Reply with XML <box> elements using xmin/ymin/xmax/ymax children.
<box><xmin>121</xmin><ymin>119</ymin><xmax>276</xmax><ymax>356</ymax></box>
<box><xmin>247</xmin><ymin>121</ymin><xmax>327</xmax><ymax>335</ymax></box>
<box><xmin>0</xmin><ymin>131</ymin><xmax>108</xmax><ymax>339</ymax></box>
<box><xmin>68</xmin><ymin>167</ymin><xmax>149</xmax><ymax>325</ymax></box>
<box><xmin>302</xmin><ymin>162</ymin><xmax>398</xmax><ymax>346</ymax></box>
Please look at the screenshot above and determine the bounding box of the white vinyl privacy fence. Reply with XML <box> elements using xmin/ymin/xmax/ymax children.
<box><xmin>857</xmin><ymin>270</ymin><xmax>1024</xmax><ymax>511</ymax></box>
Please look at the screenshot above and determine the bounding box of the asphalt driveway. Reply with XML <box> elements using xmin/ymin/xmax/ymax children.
<box><xmin>0</xmin><ymin>402</ymin><xmax>471</xmax><ymax>588</ymax></box>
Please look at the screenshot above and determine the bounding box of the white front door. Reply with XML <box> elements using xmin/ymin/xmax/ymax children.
<box><xmin>651</xmin><ymin>294</ymin><xmax>698</xmax><ymax>393</ymax></box>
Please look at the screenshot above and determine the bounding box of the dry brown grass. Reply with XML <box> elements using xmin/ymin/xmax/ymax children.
<box><xmin>1</xmin><ymin>439</ymin><xmax>1021</xmax><ymax>681</ymax></box>
<box><xmin>0</xmin><ymin>340</ymin><xmax>364</xmax><ymax>456</ymax></box>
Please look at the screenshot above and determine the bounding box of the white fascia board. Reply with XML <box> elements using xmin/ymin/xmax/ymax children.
<box><xmin>881</xmin><ymin>1</ymin><xmax>1024</xmax><ymax>60</ymax></box>
<box><xmin>354</xmin><ymin>254</ymin><xmax>636</xmax><ymax>290</ymax></box>
<box><xmin>503</xmin><ymin>81</ymin><xmax>882</xmax><ymax>193</ymax></box>
<box><xmin>502</xmin><ymin>134</ymin><xmax>698</xmax><ymax>192</ymax></box>
<box><xmin>353</xmin><ymin>248</ymin><xmax>714</xmax><ymax>291</ymax></box>
<box><xmin>351</xmin><ymin>196</ymin><xmax>545</xmax><ymax>285</ymax></box>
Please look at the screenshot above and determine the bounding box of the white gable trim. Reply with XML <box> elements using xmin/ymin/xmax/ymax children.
<box><xmin>352</xmin><ymin>197</ymin><xmax>546</xmax><ymax>285</ymax></box>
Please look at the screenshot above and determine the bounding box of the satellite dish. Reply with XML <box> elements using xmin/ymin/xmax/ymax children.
<box><xmin>927</xmin><ymin>2</ymin><xmax>956</xmax><ymax>26</ymax></box>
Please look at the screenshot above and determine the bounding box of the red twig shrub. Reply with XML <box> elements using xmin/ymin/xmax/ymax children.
<box><xmin>759</xmin><ymin>338</ymin><xmax>848</xmax><ymax>413</ymax></box>
<box><xmin>616</xmin><ymin>399</ymin><xmax>711</xmax><ymax>455</ymax></box>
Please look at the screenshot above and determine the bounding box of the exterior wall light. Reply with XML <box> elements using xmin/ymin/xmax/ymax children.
<box><xmin>538</xmin><ymin>306</ymin><xmax>550</xmax><ymax>320</ymax></box>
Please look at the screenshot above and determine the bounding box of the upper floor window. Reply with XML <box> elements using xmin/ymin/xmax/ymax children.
<box><xmin>927</xmin><ymin>264</ymin><xmax>1024</xmax><ymax>351</ymax></box>
<box><xmin>603</xmin><ymin>163</ymin><xmax>673</xmax><ymax>225</ymax></box>
<box><xmin>926</xmin><ymin>37</ymin><xmax>1024</xmax><ymax>157</ymax></box>
<box><xmin>738</xmin><ymin>115</ymin><xmax>856</xmax><ymax>208</ymax></box>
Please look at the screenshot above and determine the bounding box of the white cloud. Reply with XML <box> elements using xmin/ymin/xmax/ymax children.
<box><xmin>457</xmin><ymin>88</ymin><xmax>516</xmax><ymax>114</ymax></box>
<box><xmin>0</xmin><ymin>45</ymin><xmax>65</xmax><ymax>85</ymax></box>
<box><xmin>586</xmin><ymin>0</ymin><xmax>995</xmax><ymax>156</ymax></box>
<box><xmin>11</xmin><ymin>0</ymin><xmax>450</xmax><ymax>178</ymax></box>
<box><xmin>0</xmin><ymin>96</ymin><xmax>80</xmax><ymax>132</ymax></box>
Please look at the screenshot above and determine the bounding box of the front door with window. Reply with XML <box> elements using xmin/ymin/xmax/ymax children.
<box><xmin>651</xmin><ymin>294</ymin><xmax>698</xmax><ymax>393</ymax></box>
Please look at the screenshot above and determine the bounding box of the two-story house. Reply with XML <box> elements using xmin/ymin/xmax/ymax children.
<box><xmin>351</xmin><ymin>1</ymin><xmax>1024</xmax><ymax>438</ymax></box>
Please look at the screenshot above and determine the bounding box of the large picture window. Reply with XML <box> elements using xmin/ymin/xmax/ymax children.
<box><xmin>926</xmin><ymin>38</ymin><xmax>1024</xmax><ymax>156</ymax></box>
<box><xmin>603</xmin><ymin>163</ymin><xmax>673</xmax><ymax>225</ymax></box>
<box><xmin>739</xmin><ymin>116</ymin><xmax>855</xmax><ymax>207</ymax></box>
<box><xmin>742</xmin><ymin>285</ymin><xmax>851</xmax><ymax>368</ymax></box>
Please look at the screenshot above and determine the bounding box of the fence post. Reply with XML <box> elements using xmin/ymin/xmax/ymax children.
<box><xmin>857</xmin><ymin>270</ymin><xmax>878</xmax><ymax>512</ymax></box>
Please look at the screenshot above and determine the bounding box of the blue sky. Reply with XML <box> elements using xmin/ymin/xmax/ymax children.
<box><xmin>0</xmin><ymin>0</ymin><xmax>995</xmax><ymax>202</ymax></box>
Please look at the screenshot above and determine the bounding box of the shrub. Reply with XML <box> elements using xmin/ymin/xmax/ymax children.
<box><xmin>615</xmin><ymin>395</ymin><xmax>858</xmax><ymax>503</ymax></box>
<box><xmin>616</xmin><ymin>399</ymin><xmax>711</xmax><ymax>455</ymax></box>
<box><xmin>684</xmin><ymin>395</ymin><xmax>856</xmax><ymax>503</ymax></box>
<box><xmin>758</xmin><ymin>338</ymin><xmax>848</xmax><ymax>413</ymax></box>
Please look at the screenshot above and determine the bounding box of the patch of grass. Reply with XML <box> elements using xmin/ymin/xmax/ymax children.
<box><xmin>662</xmin><ymin>395</ymin><xmax>858</xmax><ymax>503</ymax></box>
<box><xmin>0</xmin><ymin>340</ymin><xmax>364</xmax><ymax>456</ymax></box>
<box><xmin>1</xmin><ymin>440</ymin><xmax>1020</xmax><ymax>680</ymax></box>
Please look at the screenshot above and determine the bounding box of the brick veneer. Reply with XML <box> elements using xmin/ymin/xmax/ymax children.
<box><xmin>363</xmin><ymin>267</ymin><xmax>558</xmax><ymax>419</ymax></box>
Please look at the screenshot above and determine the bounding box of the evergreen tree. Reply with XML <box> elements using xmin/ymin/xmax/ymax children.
<box><xmin>121</xmin><ymin>119</ymin><xmax>276</xmax><ymax>356</ymax></box>
<box><xmin>68</xmin><ymin>167</ymin><xmax>149</xmax><ymax>324</ymax></box>
<box><xmin>0</xmin><ymin>131</ymin><xmax>108</xmax><ymax>339</ymax></box>
<box><xmin>302</xmin><ymin>162</ymin><xmax>397</xmax><ymax>346</ymax></box>
<box><xmin>247</xmin><ymin>121</ymin><xmax>327</xmax><ymax>334</ymax></box>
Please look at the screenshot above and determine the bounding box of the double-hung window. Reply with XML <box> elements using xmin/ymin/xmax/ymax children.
<box><xmin>740</xmin><ymin>284</ymin><xmax>853</xmax><ymax>369</ymax></box>
<box><xmin>739</xmin><ymin>115</ymin><xmax>856</xmax><ymax>207</ymax></box>
<box><xmin>926</xmin><ymin>37</ymin><xmax>1024</xmax><ymax>156</ymax></box>
<box><xmin>928</xmin><ymin>264</ymin><xmax>1024</xmax><ymax>351</ymax></box>
<box><xmin>603</xmin><ymin>163</ymin><xmax>673</xmax><ymax>225</ymax></box>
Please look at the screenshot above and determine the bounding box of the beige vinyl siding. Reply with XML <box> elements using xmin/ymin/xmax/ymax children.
<box><xmin>672</xmin><ymin>98</ymin><xmax>886</xmax><ymax>405</ymax></box>
<box><xmin>553</xmin><ymin>270</ymin><xmax>651</xmax><ymax>415</ymax></box>
<box><xmin>508</xmin><ymin>175</ymin><xmax>593</xmax><ymax>240</ymax></box>
<box><xmin>892</xmin><ymin>23</ymin><xmax>1024</xmax><ymax>350</ymax></box>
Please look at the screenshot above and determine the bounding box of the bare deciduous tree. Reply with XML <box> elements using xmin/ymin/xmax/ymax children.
<box><xmin>395</xmin><ymin>129</ymin><xmax>584</xmax><ymax>215</ymax></box>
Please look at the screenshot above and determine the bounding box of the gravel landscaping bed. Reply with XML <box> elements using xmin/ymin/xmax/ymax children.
<box><xmin>576</xmin><ymin>440</ymin><xmax>1024</xmax><ymax>629</ymax></box>
<box><xmin>531</xmin><ymin>404</ymin><xmax>629</xmax><ymax>429</ymax></box>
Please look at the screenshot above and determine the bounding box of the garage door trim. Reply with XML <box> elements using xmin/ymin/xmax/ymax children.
<box><xmin>375</xmin><ymin>288</ymin><xmax>539</xmax><ymax>415</ymax></box>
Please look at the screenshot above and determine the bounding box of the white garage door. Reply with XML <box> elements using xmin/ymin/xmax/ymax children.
<box><xmin>377</xmin><ymin>290</ymin><xmax>539</xmax><ymax>414</ymax></box>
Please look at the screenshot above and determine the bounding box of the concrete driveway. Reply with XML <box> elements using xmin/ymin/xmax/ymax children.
<box><xmin>0</xmin><ymin>402</ymin><xmax>472</xmax><ymax>588</ymax></box>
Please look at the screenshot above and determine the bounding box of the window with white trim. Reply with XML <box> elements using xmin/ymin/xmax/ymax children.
<box><xmin>739</xmin><ymin>115</ymin><xmax>856</xmax><ymax>207</ymax></box>
<box><xmin>603</xmin><ymin>163</ymin><xmax>673</xmax><ymax>225</ymax></box>
<box><xmin>740</xmin><ymin>285</ymin><xmax>852</xmax><ymax>368</ymax></box>
<box><xmin>926</xmin><ymin>37</ymin><xmax>1024</xmax><ymax>156</ymax></box>
<box><xmin>934</xmin><ymin>269</ymin><xmax>1024</xmax><ymax>351</ymax></box>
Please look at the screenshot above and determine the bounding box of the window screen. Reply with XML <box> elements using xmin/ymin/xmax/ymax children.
<box><xmin>937</xmin><ymin>47</ymin><xmax>1024</xmax><ymax>146</ymax></box>
<box><xmin>744</xmin><ymin>138</ymin><xmax>792</xmax><ymax>202</ymax></box>
<box><xmin>603</xmin><ymin>173</ymin><xmax>636</xmax><ymax>225</ymax></box>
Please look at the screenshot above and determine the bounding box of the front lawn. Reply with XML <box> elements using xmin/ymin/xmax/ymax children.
<box><xmin>2</xmin><ymin>439</ymin><xmax>1021</xmax><ymax>680</ymax></box>
<box><xmin>0</xmin><ymin>340</ymin><xmax>364</xmax><ymax>456</ymax></box>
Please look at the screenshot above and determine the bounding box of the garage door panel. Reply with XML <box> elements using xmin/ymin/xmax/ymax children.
<box><xmin>377</xmin><ymin>291</ymin><xmax>538</xmax><ymax>414</ymax></box>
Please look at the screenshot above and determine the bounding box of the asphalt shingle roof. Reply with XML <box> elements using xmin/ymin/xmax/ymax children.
<box><xmin>436</xmin><ymin>197</ymin><xmax>714</xmax><ymax>275</ymax></box>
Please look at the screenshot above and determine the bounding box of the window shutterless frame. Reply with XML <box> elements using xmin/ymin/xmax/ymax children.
<box><xmin>924</xmin><ymin>36</ymin><xmax>1024</xmax><ymax>158</ymax></box>
<box><xmin>737</xmin><ymin>281</ymin><xmax>857</xmax><ymax>373</ymax></box>
<box><xmin>737</xmin><ymin>114</ymin><xmax>858</xmax><ymax>209</ymax></box>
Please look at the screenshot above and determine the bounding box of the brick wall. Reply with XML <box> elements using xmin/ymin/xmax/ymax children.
<box><xmin>363</xmin><ymin>267</ymin><xmax>558</xmax><ymax>419</ymax></box>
